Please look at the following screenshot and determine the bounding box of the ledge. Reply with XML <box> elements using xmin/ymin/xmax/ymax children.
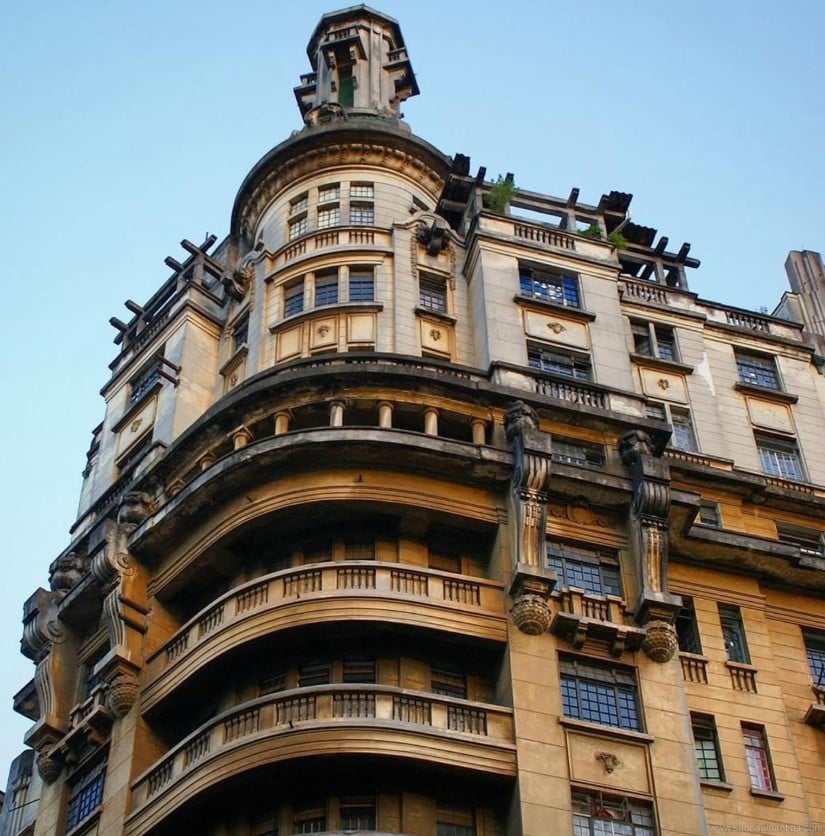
<box><xmin>629</xmin><ymin>353</ymin><xmax>694</xmax><ymax>375</ymax></box>
<box><xmin>219</xmin><ymin>345</ymin><xmax>248</xmax><ymax>376</ymax></box>
<box><xmin>559</xmin><ymin>717</ymin><xmax>654</xmax><ymax>744</ymax></box>
<box><xmin>513</xmin><ymin>294</ymin><xmax>597</xmax><ymax>322</ymax></box>
<box><xmin>269</xmin><ymin>302</ymin><xmax>384</xmax><ymax>333</ymax></box>
<box><xmin>414</xmin><ymin>306</ymin><xmax>457</xmax><ymax>325</ymax></box>
<box><xmin>749</xmin><ymin>787</ymin><xmax>785</xmax><ymax>801</ymax></box>
<box><xmin>734</xmin><ymin>382</ymin><xmax>799</xmax><ymax>404</ymax></box>
<box><xmin>700</xmin><ymin>780</ymin><xmax>734</xmax><ymax>792</ymax></box>
<box><xmin>803</xmin><ymin>702</ymin><xmax>825</xmax><ymax>728</ymax></box>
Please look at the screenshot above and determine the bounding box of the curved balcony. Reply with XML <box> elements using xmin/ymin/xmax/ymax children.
<box><xmin>127</xmin><ymin>684</ymin><xmax>516</xmax><ymax>835</ymax></box>
<box><xmin>143</xmin><ymin>563</ymin><xmax>506</xmax><ymax>712</ymax></box>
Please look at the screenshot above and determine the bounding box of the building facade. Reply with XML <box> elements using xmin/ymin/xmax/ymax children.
<box><xmin>4</xmin><ymin>6</ymin><xmax>825</xmax><ymax>836</ymax></box>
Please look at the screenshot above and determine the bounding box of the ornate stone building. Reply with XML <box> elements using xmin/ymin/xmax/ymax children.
<box><xmin>4</xmin><ymin>6</ymin><xmax>825</xmax><ymax>836</ymax></box>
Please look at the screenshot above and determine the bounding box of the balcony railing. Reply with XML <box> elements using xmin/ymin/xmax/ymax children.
<box><xmin>621</xmin><ymin>278</ymin><xmax>670</xmax><ymax>306</ymax></box>
<box><xmin>278</xmin><ymin>227</ymin><xmax>386</xmax><ymax>266</ymax></box>
<box><xmin>550</xmin><ymin>588</ymin><xmax>645</xmax><ymax>655</ymax></box>
<box><xmin>145</xmin><ymin>564</ymin><xmax>506</xmax><ymax>706</ymax></box>
<box><xmin>132</xmin><ymin>685</ymin><xmax>516</xmax><ymax>812</ymax></box>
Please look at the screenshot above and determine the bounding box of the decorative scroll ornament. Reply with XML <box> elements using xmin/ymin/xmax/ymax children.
<box><xmin>618</xmin><ymin>430</ymin><xmax>681</xmax><ymax>662</ymax></box>
<box><xmin>36</xmin><ymin>750</ymin><xmax>63</xmax><ymax>784</ymax></box>
<box><xmin>504</xmin><ymin>401</ymin><xmax>556</xmax><ymax>634</ymax></box>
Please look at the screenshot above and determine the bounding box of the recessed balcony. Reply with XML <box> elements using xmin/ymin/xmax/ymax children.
<box><xmin>143</xmin><ymin>563</ymin><xmax>506</xmax><ymax>712</ymax></box>
<box><xmin>127</xmin><ymin>685</ymin><xmax>516</xmax><ymax>835</ymax></box>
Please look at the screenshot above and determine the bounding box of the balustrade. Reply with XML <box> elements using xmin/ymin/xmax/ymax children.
<box><xmin>133</xmin><ymin>685</ymin><xmax>515</xmax><ymax>810</ymax></box>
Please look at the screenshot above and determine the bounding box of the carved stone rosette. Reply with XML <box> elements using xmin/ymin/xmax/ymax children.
<box><xmin>642</xmin><ymin>620</ymin><xmax>679</xmax><ymax>663</ymax></box>
<box><xmin>505</xmin><ymin>402</ymin><xmax>556</xmax><ymax>635</ymax></box>
<box><xmin>618</xmin><ymin>430</ymin><xmax>681</xmax><ymax>662</ymax></box>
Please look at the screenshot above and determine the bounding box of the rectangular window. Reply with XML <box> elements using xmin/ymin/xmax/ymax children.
<box><xmin>344</xmin><ymin>538</ymin><xmax>375</xmax><ymax>560</ymax></box>
<box><xmin>756</xmin><ymin>434</ymin><xmax>804</xmax><ymax>481</ymax></box>
<box><xmin>572</xmin><ymin>791</ymin><xmax>656</xmax><ymax>836</ymax></box>
<box><xmin>432</xmin><ymin>666</ymin><xmax>467</xmax><ymax>699</ymax></box>
<box><xmin>260</xmin><ymin>669</ymin><xmax>288</xmax><ymax>695</ymax></box>
<box><xmin>252</xmin><ymin>814</ymin><xmax>279</xmax><ymax>836</ymax></box>
<box><xmin>632</xmin><ymin>322</ymin><xmax>677</xmax><ymax>362</ymax></box>
<box><xmin>742</xmin><ymin>724</ymin><xmax>776</xmax><ymax>792</ymax></box>
<box><xmin>350</xmin><ymin>203</ymin><xmax>375</xmax><ymax>225</ymax></box>
<box><xmin>692</xmin><ymin>714</ymin><xmax>724</xmax><ymax>782</ymax></box>
<box><xmin>349</xmin><ymin>269</ymin><xmax>375</xmax><ymax>302</ymax></box>
<box><xmin>777</xmin><ymin>522</ymin><xmax>824</xmax><ymax>557</ymax></box>
<box><xmin>675</xmin><ymin>596</ymin><xmax>702</xmax><ymax>654</ymax></box>
<box><xmin>290</xmin><ymin>192</ymin><xmax>309</xmax><ymax>215</ymax></box>
<box><xmin>232</xmin><ymin>315</ymin><xmax>249</xmax><ymax>352</ymax></box>
<box><xmin>736</xmin><ymin>352</ymin><xmax>780</xmax><ymax>390</ymax></box>
<box><xmin>528</xmin><ymin>346</ymin><xmax>591</xmax><ymax>381</ymax></box>
<box><xmin>436</xmin><ymin>804</ymin><xmax>475</xmax><ymax>836</ymax></box>
<box><xmin>560</xmin><ymin>658</ymin><xmax>641</xmax><ymax>731</ymax></box>
<box><xmin>284</xmin><ymin>281</ymin><xmax>305</xmax><ymax>317</ymax></box>
<box><xmin>65</xmin><ymin>757</ymin><xmax>107</xmax><ymax>832</ymax></box>
<box><xmin>429</xmin><ymin>550</ymin><xmax>461</xmax><ymax>573</ymax></box>
<box><xmin>129</xmin><ymin>357</ymin><xmax>163</xmax><ymax>404</ymax></box>
<box><xmin>298</xmin><ymin>661</ymin><xmax>330</xmax><ymax>687</ymax></box>
<box><xmin>289</xmin><ymin>215</ymin><xmax>308</xmax><ymax>240</ymax></box>
<box><xmin>551</xmin><ymin>437</ymin><xmax>605</xmax><ymax>468</ymax></box>
<box><xmin>293</xmin><ymin>801</ymin><xmax>327</xmax><ymax>834</ymax></box>
<box><xmin>718</xmin><ymin>604</ymin><xmax>750</xmax><ymax>664</ymax></box>
<box><xmin>339</xmin><ymin>796</ymin><xmax>376</xmax><ymax>831</ymax></box>
<box><xmin>318</xmin><ymin>185</ymin><xmax>340</xmax><ymax>203</ymax></box>
<box><xmin>317</xmin><ymin>206</ymin><xmax>341</xmax><ymax>229</ymax></box>
<box><xmin>546</xmin><ymin>542</ymin><xmax>621</xmax><ymax>597</ymax></box>
<box><xmin>670</xmin><ymin>407</ymin><xmax>697</xmax><ymax>452</ymax></box>
<box><xmin>519</xmin><ymin>265</ymin><xmax>580</xmax><ymax>308</ymax></box>
<box><xmin>350</xmin><ymin>183</ymin><xmax>374</xmax><ymax>199</ymax></box>
<box><xmin>697</xmin><ymin>500</ymin><xmax>721</xmax><ymax>528</ymax></box>
<box><xmin>419</xmin><ymin>274</ymin><xmax>448</xmax><ymax>313</ymax></box>
<box><xmin>342</xmin><ymin>658</ymin><xmax>376</xmax><ymax>683</ymax></box>
<box><xmin>804</xmin><ymin>631</ymin><xmax>825</xmax><ymax>688</ymax></box>
<box><xmin>314</xmin><ymin>272</ymin><xmax>339</xmax><ymax>307</ymax></box>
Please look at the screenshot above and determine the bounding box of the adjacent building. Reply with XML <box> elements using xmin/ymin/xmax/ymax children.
<box><xmin>4</xmin><ymin>6</ymin><xmax>825</xmax><ymax>836</ymax></box>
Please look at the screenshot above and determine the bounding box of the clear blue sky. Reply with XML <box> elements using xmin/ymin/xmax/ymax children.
<box><xmin>0</xmin><ymin>0</ymin><xmax>823</xmax><ymax>773</ymax></box>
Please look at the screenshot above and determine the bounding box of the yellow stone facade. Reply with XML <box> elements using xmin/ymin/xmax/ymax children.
<box><xmin>4</xmin><ymin>6</ymin><xmax>825</xmax><ymax>836</ymax></box>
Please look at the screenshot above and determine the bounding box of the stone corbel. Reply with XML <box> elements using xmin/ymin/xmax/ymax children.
<box><xmin>505</xmin><ymin>401</ymin><xmax>557</xmax><ymax>635</ymax></box>
<box><xmin>21</xmin><ymin>588</ymin><xmax>73</xmax><ymax>782</ymax></box>
<box><xmin>416</xmin><ymin>217</ymin><xmax>451</xmax><ymax>256</ymax></box>
<box><xmin>89</xmin><ymin>495</ymin><xmax>152</xmax><ymax>718</ymax></box>
<box><xmin>618</xmin><ymin>430</ymin><xmax>680</xmax><ymax>662</ymax></box>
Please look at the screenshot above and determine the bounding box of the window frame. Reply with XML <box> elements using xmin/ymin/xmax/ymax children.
<box><xmin>691</xmin><ymin>713</ymin><xmax>725</xmax><ymax>782</ymax></box>
<box><xmin>560</xmin><ymin>657</ymin><xmax>642</xmax><ymax>732</ymax></box>
<box><xmin>697</xmin><ymin>500</ymin><xmax>721</xmax><ymax>528</ymax></box>
<box><xmin>527</xmin><ymin>344</ymin><xmax>592</xmax><ymax>381</ymax></box>
<box><xmin>313</xmin><ymin>271</ymin><xmax>339</xmax><ymax>307</ymax></box>
<box><xmin>571</xmin><ymin>790</ymin><xmax>656</xmax><ymax>836</ymax></box>
<box><xmin>419</xmin><ymin>273</ymin><xmax>448</xmax><ymax>314</ymax></box>
<box><xmin>348</xmin><ymin>268</ymin><xmax>375</xmax><ymax>302</ymax></box>
<box><xmin>283</xmin><ymin>280</ymin><xmax>305</xmax><ymax>318</ymax></box>
<box><xmin>718</xmin><ymin>604</ymin><xmax>750</xmax><ymax>664</ymax></box>
<box><xmin>350</xmin><ymin>202</ymin><xmax>375</xmax><ymax>226</ymax></box>
<box><xmin>551</xmin><ymin>437</ymin><xmax>606</xmax><ymax>469</ymax></box>
<box><xmin>317</xmin><ymin>205</ymin><xmax>341</xmax><ymax>229</ymax></box>
<box><xmin>804</xmin><ymin>630</ymin><xmax>825</xmax><ymax>688</ymax></box>
<box><xmin>631</xmin><ymin>320</ymin><xmax>678</xmax><ymax>362</ymax></box>
<box><xmin>546</xmin><ymin>542</ymin><xmax>622</xmax><ymax>597</ymax></box>
<box><xmin>646</xmin><ymin>401</ymin><xmax>698</xmax><ymax>452</ymax></box>
<box><xmin>741</xmin><ymin>724</ymin><xmax>777</xmax><ymax>793</ymax></box>
<box><xmin>755</xmin><ymin>433</ymin><xmax>805</xmax><ymax>482</ymax></box>
<box><xmin>735</xmin><ymin>351</ymin><xmax>781</xmax><ymax>391</ymax></box>
<box><xmin>519</xmin><ymin>264</ymin><xmax>581</xmax><ymax>308</ymax></box>
<box><xmin>675</xmin><ymin>595</ymin><xmax>703</xmax><ymax>655</ymax></box>
<box><xmin>65</xmin><ymin>755</ymin><xmax>107</xmax><ymax>833</ymax></box>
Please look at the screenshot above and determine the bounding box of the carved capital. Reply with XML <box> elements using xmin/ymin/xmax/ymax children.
<box><xmin>117</xmin><ymin>491</ymin><xmax>156</xmax><ymax>529</ymax></box>
<box><xmin>49</xmin><ymin>550</ymin><xmax>88</xmax><ymax>593</ymax></box>
<box><xmin>416</xmin><ymin>217</ymin><xmax>450</xmax><ymax>256</ymax></box>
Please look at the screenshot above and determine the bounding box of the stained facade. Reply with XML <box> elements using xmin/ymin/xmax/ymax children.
<box><xmin>3</xmin><ymin>6</ymin><xmax>825</xmax><ymax>836</ymax></box>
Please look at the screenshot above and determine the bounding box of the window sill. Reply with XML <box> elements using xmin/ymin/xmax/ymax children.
<box><xmin>700</xmin><ymin>780</ymin><xmax>734</xmax><ymax>792</ymax></box>
<box><xmin>559</xmin><ymin>717</ymin><xmax>654</xmax><ymax>744</ymax></box>
<box><xmin>514</xmin><ymin>294</ymin><xmax>596</xmax><ymax>322</ymax></box>
<box><xmin>725</xmin><ymin>660</ymin><xmax>757</xmax><ymax>673</ymax></box>
<box><xmin>749</xmin><ymin>787</ymin><xmax>785</xmax><ymax>801</ymax></box>
<box><xmin>629</xmin><ymin>353</ymin><xmax>693</xmax><ymax>374</ymax></box>
<box><xmin>414</xmin><ymin>306</ymin><xmax>456</xmax><ymax>324</ymax></box>
<box><xmin>734</xmin><ymin>382</ymin><xmax>798</xmax><ymax>404</ymax></box>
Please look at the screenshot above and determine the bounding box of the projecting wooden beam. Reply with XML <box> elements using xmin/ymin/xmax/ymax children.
<box><xmin>125</xmin><ymin>300</ymin><xmax>144</xmax><ymax>315</ymax></box>
<box><xmin>165</xmin><ymin>256</ymin><xmax>184</xmax><ymax>272</ymax></box>
<box><xmin>567</xmin><ymin>188</ymin><xmax>580</xmax><ymax>207</ymax></box>
<box><xmin>109</xmin><ymin>317</ymin><xmax>129</xmax><ymax>332</ymax></box>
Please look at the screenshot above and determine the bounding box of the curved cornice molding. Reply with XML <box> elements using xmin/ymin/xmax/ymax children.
<box><xmin>231</xmin><ymin>121</ymin><xmax>451</xmax><ymax>241</ymax></box>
